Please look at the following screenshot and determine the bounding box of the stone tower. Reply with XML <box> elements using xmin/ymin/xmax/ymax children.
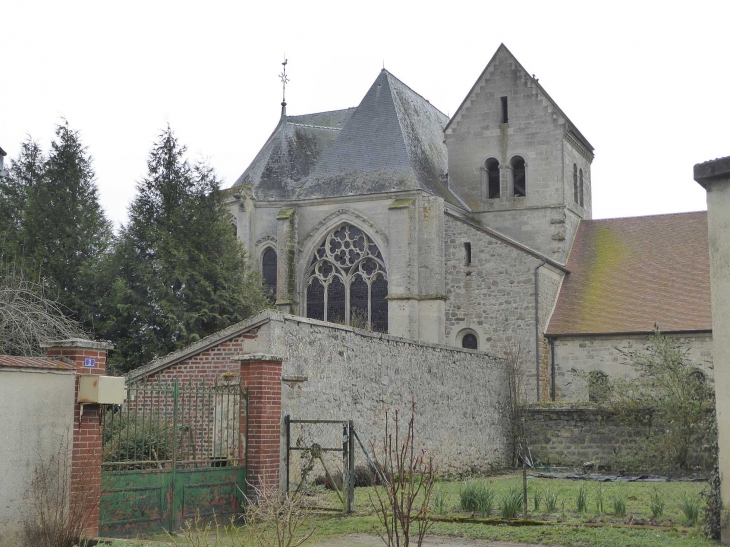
<box><xmin>445</xmin><ymin>44</ymin><xmax>594</xmax><ymax>263</ymax></box>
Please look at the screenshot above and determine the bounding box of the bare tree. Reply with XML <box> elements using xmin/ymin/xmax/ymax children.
<box><xmin>0</xmin><ymin>267</ymin><xmax>84</xmax><ymax>356</ymax></box>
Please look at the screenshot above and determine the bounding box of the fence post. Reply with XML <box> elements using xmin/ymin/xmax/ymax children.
<box><xmin>235</xmin><ymin>353</ymin><xmax>283</xmax><ymax>500</ymax></box>
<box><xmin>42</xmin><ymin>339</ymin><xmax>113</xmax><ymax>540</ymax></box>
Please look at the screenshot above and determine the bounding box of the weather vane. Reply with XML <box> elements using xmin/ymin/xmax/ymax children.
<box><xmin>279</xmin><ymin>58</ymin><xmax>289</xmax><ymax>107</ymax></box>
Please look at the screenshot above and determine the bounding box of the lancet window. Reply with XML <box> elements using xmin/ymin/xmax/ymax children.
<box><xmin>262</xmin><ymin>247</ymin><xmax>277</xmax><ymax>299</ymax></box>
<box><xmin>305</xmin><ymin>224</ymin><xmax>388</xmax><ymax>332</ymax></box>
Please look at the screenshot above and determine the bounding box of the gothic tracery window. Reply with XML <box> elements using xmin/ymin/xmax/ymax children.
<box><xmin>305</xmin><ymin>224</ymin><xmax>388</xmax><ymax>332</ymax></box>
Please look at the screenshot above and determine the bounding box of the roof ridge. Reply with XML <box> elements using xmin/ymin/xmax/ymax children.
<box><xmin>589</xmin><ymin>210</ymin><xmax>707</xmax><ymax>223</ymax></box>
<box><xmin>382</xmin><ymin>69</ymin><xmax>448</xmax><ymax>118</ymax></box>
<box><xmin>288</xmin><ymin>122</ymin><xmax>342</xmax><ymax>131</ymax></box>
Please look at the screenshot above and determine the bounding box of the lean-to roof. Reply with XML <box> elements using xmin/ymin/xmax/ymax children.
<box><xmin>547</xmin><ymin>212</ymin><xmax>711</xmax><ymax>336</ymax></box>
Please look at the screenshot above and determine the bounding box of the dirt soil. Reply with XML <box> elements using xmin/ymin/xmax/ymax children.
<box><xmin>309</xmin><ymin>534</ymin><xmax>536</xmax><ymax>547</ymax></box>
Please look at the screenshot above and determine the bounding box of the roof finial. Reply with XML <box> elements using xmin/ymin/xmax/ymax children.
<box><xmin>279</xmin><ymin>57</ymin><xmax>289</xmax><ymax>118</ymax></box>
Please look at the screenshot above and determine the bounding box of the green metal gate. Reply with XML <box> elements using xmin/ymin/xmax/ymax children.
<box><xmin>99</xmin><ymin>377</ymin><xmax>247</xmax><ymax>536</ymax></box>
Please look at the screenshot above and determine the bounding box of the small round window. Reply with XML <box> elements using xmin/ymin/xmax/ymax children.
<box><xmin>461</xmin><ymin>333</ymin><xmax>478</xmax><ymax>350</ymax></box>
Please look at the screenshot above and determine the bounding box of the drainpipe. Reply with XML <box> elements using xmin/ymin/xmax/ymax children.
<box><xmin>534</xmin><ymin>260</ymin><xmax>546</xmax><ymax>402</ymax></box>
<box><xmin>549</xmin><ymin>336</ymin><xmax>556</xmax><ymax>401</ymax></box>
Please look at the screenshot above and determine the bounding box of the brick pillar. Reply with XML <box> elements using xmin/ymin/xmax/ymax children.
<box><xmin>235</xmin><ymin>353</ymin><xmax>283</xmax><ymax>498</ymax></box>
<box><xmin>42</xmin><ymin>339</ymin><xmax>113</xmax><ymax>539</ymax></box>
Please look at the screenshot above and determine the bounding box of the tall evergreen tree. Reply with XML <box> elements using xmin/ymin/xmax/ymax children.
<box><xmin>0</xmin><ymin>139</ymin><xmax>45</xmax><ymax>260</ymax></box>
<box><xmin>103</xmin><ymin>127</ymin><xmax>269</xmax><ymax>371</ymax></box>
<box><xmin>20</xmin><ymin>121</ymin><xmax>113</xmax><ymax>327</ymax></box>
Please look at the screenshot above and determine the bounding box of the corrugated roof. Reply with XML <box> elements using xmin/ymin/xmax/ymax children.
<box><xmin>297</xmin><ymin>70</ymin><xmax>461</xmax><ymax>206</ymax></box>
<box><xmin>0</xmin><ymin>355</ymin><xmax>74</xmax><ymax>370</ymax></box>
<box><xmin>547</xmin><ymin>212</ymin><xmax>711</xmax><ymax>335</ymax></box>
<box><xmin>233</xmin><ymin>109</ymin><xmax>355</xmax><ymax>200</ymax></box>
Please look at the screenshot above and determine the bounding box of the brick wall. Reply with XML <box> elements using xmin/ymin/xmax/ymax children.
<box><xmin>44</xmin><ymin>340</ymin><xmax>113</xmax><ymax>539</ymax></box>
<box><xmin>238</xmin><ymin>355</ymin><xmax>282</xmax><ymax>496</ymax></box>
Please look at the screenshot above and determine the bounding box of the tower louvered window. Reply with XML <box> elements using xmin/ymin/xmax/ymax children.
<box><xmin>579</xmin><ymin>168</ymin><xmax>584</xmax><ymax>207</ymax></box>
<box><xmin>573</xmin><ymin>164</ymin><xmax>579</xmax><ymax>203</ymax></box>
<box><xmin>305</xmin><ymin>224</ymin><xmax>388</xmax><ymax>332</ymax></box>
<box><xmin>511</xmin><ymin>156</ymin><xmax>526</xmax><ymax>197</ymax></box>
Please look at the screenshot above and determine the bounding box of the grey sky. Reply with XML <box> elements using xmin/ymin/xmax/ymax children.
<box><xmin>2</xmin><ymin>1</ymin><xmax>728</xmax><ymax>228</ymax></box>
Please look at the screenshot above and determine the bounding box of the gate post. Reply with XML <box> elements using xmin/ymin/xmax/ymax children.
<box><xmin>235</xmin><ymin>353</ymin><xmax>283</xmax><ymax>499</ymax></box>
<box><xmin>42</xmin><ymin>339</ymin><xmax>113</xmax><ymax>540</ymax></box>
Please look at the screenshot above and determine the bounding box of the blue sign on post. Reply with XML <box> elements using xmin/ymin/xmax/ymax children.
<box><xmin>83</xmin><ymin>358</ymin><xmax>95</xmax><ymax>368</ymax></box>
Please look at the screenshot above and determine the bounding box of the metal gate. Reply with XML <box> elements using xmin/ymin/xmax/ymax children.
<box><xmin>99</xmin><ymin>377</ymin><xmax>248</xmax><ymax>536</ymax></box>
<box><xmin>285</xmin><ymin>417</ymin><xmax>354</xmax><ymax>513</ymax></box>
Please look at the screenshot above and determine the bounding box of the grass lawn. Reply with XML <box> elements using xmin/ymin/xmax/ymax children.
<box><xmin>101</xmin><ymin>473</ymin><xmax>717</xmax><ymax>547</ymax></box>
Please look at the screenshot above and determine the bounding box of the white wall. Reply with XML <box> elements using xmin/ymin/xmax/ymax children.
<box><xmin>0</xmin><ymin>369</ymin><xmax>75</xmax><ymax>547</ymax></box>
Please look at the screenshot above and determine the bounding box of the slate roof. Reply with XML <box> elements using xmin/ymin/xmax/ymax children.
<box><xmin>234</xmin><ymin>70</ymin><xmax>463</xmax><ymax>207</ymax></box>
<box><xmin>547</xmin><ymin>212</ymin><xmax>711</xmax><ymax>336</ymax></box>
<box><xmin>233</xmin><ymin>109</ymin><xmax>355</xmax><ymax>200</ymax></box>
<box><xmin>0</xmin><ymin>355</ymin><xmax>74</xmax><ymax>370</ymax></box>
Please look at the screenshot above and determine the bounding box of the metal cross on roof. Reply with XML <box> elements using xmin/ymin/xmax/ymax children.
<box><xmin>279</xmin><ymin>58</ymin><xmax>289</xmax><ymax>106</ymax></box>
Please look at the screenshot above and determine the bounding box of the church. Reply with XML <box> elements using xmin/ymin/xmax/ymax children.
<box><xmin>226</xmin><ymin>44</ymin><xmax>712</xmax><ymax>402</ymax></box>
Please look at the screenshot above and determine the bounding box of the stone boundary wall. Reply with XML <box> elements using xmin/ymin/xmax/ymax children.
<box><xmin>264</xmin><ymin>314</ymin><xmax>512</xmax><ymax>476</ymax></box>
<box><xmin>523</xmin><ymin>404</ymin><xmax>710</xmax><ymax>472</ymax></box>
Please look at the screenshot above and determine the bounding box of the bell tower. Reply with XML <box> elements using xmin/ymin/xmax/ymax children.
<box><xmin>445</xmin><ymin>44</ymin><xmax>594</xmax><ymax>263</ymax></box>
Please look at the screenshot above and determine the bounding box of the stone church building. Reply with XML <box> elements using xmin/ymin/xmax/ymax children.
<box><xmin>226</xmin><ymin>44</ymin><xmax>712</xmax><ymax>402</ymax></box>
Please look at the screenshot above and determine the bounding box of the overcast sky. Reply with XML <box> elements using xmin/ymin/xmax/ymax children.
<box><xmin>3</xmin><ymin>1</ymin><xmax>729</xmax><ymax>229</ymax></box>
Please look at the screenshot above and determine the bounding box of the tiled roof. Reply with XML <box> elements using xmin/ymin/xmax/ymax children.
<box><xmin>547</xmin><ymin>212</ymin><xmax>711</xmax><ymax>335</ymax></box>
<box><xmin>0</xmin><ymin>355</ymin><xmax>74</xmax><ymax>370</ymax></box>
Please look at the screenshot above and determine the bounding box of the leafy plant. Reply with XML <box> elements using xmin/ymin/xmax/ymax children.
<box><xmin>594</xmin><ymin>485</ymin><xmax>605</xmax><ymax>514</ymax></box>
<box><xmin>532</xmin><ymin>488</ymin><xmax>543</xmax><ymax>511</ymax></box>
<box><xmin>611</xmin><ymin>492</ymin><xmax>627</xmax><ymax>517</ymax></box>
<box><xmin>433</xmin><ymin>487</ymin><xmax>448</xmax><ymax>515</ymax></box>
<box><xmin>680</xmin><ymin>494</ymin><xmax>700</xmax><ymax>526</ymax></box>
<box><xmin>499</xmin><ymin>486</ymin><xmax>524</xmax><ymax>519</ymax></box>
<box><xmin>649</xmin><ymin>487</ymin><xmax>665</xmax><ymax>519</ymax></box>
<box><xmin>576</xmin><ymin>483</ymin><xmax>589</xmax><ymax>513</ymax></box>
<box><xmin>459</xmin><ymin>481</ymin><xmax>494</xmax><ymax>517</ymax></box>
<box><xmin>545</xmin><ymin>488</ymin><xmax>559</xmax><ymax>512</ymax></box>
<box><xmin>369</xmin><ymin>400</ymin><xmax>435</xmax><ymax>547</ymax></box>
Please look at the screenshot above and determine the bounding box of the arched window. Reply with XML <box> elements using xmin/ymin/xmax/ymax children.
<box><xmin>232</xmin><ymin>223</ymin><xmax>238</xmax><ymax>238</ymax></box>
<box><xmin>579</xmin><ymin>168</ymin><xmax>584</xmax><ymax>208</ymax></box>
<box><xmin>305</xmin><ymin>224</ymin><xmax>388</xmax><ymax>332</ymax></box>
<box><xmin>262</xmin><ymin>248</ymin><xmax>277</xmax><ymax>300</ymax></box>
<box><xmin>486</xmin><ymin>158</ymin><xmax>500</xmax><ymax>199</ymax></box>
<box><xmin>462</xmin><ymin>333</ymin><xmax>478</xmax><ymax>350</ymax></box>
<box><xmin>511</xmin><ymin>156</ymin><xmax>526</xmax><ymax>197</ymax></box>
<box><xmin>573</xmin><ymin>164</ymin><xmax>579</xmax><ymax>204</ymax></box>
<box><xmin>588</xmin><ymin>370</ymin><xmax>609</xmax><ymax>403</ymax></box>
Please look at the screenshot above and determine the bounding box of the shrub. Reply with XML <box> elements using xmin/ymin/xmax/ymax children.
<box><xmin>649</xmin><ymin>487</ymin><xmax>664</xmax><ymax>519</ymax></box>
<box><xmin>532</xmin><ymin>488</ymin><xmax>543</xmax><ymax>512</ymax></box>
<box><xmin>499</xmin><ymin>486</ymin><xmax>524</xmax><ymax>519</ymax></box>
<box><xmin>576</xmin><ymin>483</ymin><xmax>589</xmax><ymax>513</ymax></box>
<box><xmin>681</xmin><ymin>494</ymin><xmax>700</xmax><ymax>527</ymax></box>
<box><xmin>354</xmin><ymin>464</ymin><xmax>376</xmax><ymax>487</ymax></box>
<box><xmin>459</xmin><ymin>481</ymin><xmax>495</xmax><ymax>517</ymax></box>
<box><xmin>594</xmin><ymin>485</ymin><xmax>605</xmax><ymax>514</ymax></box>
<box><xmin>369</xmin><ymin>401</ymin><xmax>435</xmax><ymax>547</ymax></box>
<box><xmin>611</xmin><ymin>492</ymin><xmax>627</xmax><ymax>517</ymax></box>
<box><xmin>545</xmin><ymin>488</ymin><xmax>559</xmax><ymax>512</ymax></box>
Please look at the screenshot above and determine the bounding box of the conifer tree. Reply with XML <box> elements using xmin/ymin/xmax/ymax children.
<box><xmin>0</xmin><ymin>139</ymin><xmax>45</xmax><ymax>260</ymax></box>
<box><xmin>104</xmin><ymin>127</ymin><xmax>268</xmax><ymax>371</ymax></box>
<box><xmin>20</xmin><ymin>121</ymin><xmax>113</xmax><ymax>327</ymax></box>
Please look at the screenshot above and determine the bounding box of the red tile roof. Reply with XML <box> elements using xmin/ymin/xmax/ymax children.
<box><xmin>0</xmin><ymin>355</ymin><xmax>75</xmax><ymax>370</ymax></box>
<box><xmin>547</xmin><ymin>212</ymin><xmax>711</xmax><ymax>335</ymax></box>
